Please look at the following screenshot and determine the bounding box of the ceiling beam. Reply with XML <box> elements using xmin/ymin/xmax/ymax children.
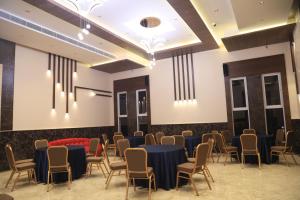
<box><xmin>91</xmin><ymin>59</ymin><xmax>146</xmax><ymax>73</ymax></box>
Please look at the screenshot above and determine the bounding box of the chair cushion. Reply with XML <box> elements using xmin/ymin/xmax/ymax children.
<box><xmin>242</xmin><ymin>150</ymin><xmax>258</xmax><ymax>155</ymax></box>
<box><xmin>271</xmin><ymin>146</ymin><xmax>286</xmax><ymax>151</ymax></box>
<box><xmin>225</xmin><ymin>146</ymin><xmax>238</xmax><ymax>152</ymax></box>
<box><xmin>15</xmin><ymin>162</ymin><xmax>35</xmax><ymax>171</ymax></box>
<box><xmin>187</xmin><ymin>157</ymin><xmax>195</xmax><ymax>163</ymax></box>
<box><xmin>110</xmin><ymin>161</ymin><xmax>126</xmax><ymax>170</ymax></box>
<box><xmin>15</xmin><ymin>159</ymin><xmax>34</xmax><ymax>164</ymax></box>
<box><xmin>87</xmin><ymin>156</ymin><xmax>103</xmax><ymax>162</ymax></box>
<box><xmin>129</xmin><ymin>167</ymin><xmax>153</xmax><ymax>178</ymax></box>
<box><xmin>177</xmin><ymin>162</ymin><xmax>194</xmax><ymax>173</ymax></box>
<box><xmin>49</xmin><ymin>163</ymin><xmax>70</xmax><ymax>173</ymax></box>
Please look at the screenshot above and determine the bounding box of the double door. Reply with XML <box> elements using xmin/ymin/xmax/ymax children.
<box><xmin>230</xmin><ymin>73</ymin><xmax>286</xmax><ymax>135</ymax></box>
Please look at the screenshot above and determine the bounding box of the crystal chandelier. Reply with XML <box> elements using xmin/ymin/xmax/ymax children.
<box><xmin>140</xmin><ymin>37</ymin><xmax>165</xmax><ymax>69</ymax></box>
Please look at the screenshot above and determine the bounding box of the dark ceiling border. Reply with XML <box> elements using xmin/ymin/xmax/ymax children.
<box><xmin>91</xmin><ymin>59</ymin><xmax>146</xmax><ymax>73</ymax></box>
<box><xmin>221</xmin><ymin>23</ymin><xmax>296</xmax><ymax>52</ymax></box>
<box><xmin>22</xmin><ymin>0</ymin><xmax>148</xmax><ymax>59</ymax></box>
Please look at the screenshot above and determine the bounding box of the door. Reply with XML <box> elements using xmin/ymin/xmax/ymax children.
<box><xmin>117</xmin><ymin>91</ymin><xmax>128</xmax><ymax>135</ymax></box>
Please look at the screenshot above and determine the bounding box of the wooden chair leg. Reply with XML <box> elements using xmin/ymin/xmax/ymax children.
<box><xmin>203</xmin><ymin>171</ymin><xmax>212</xmax><ymax>190</ymax></box>
<box><xmin>224</xmin><ymin>153</ymin><xmax>228</xmax><ymax>165</ymax></box>
<box><xmin>153</xmin><ymin>174</ymin><xmax>157</xmax><ymax>191</ymax></box>
<box><xmin>68</xmin><ymin>169</ymin><xmax>71</xmax><ymax>190</ymax></box>
<box><xmin>189</xmin><ymin>174</ymin><xmax>199</xmax><ymax>196</ymax></box>
<box><xmin>105</xmin><ymin>170</ymin><xmax>114</xmax><ymax>189</ymax></box>
<box><xmin>291</xmin><ymin>153</ymin><xmax>298</xmax><ymax>165</ymax></box>
<box><xmin>236</xmin><ymin>152</ymin><xmax>240</xmax><ymax>162</ymax></box>
<box><xmin>148</xmin><ymin>177</ymin><xmax>152</xmax><ymax>200</ymax></box>
<box><xmin>99</xmin><ymin>163</ymin><xmax>107</xmax><ymax>178</ymax></box>
<box><xmin>133</xmin><ymin>178</ymin><xmax>136</xmax><ymax>191</ymax></box>
<box><xmin>32</xmin><ymin>169</ymin><xmax>37</xmax><ymax>183</ymax></box>
<box><xmin>27</xmin><ymin>170</ymin><xmax>31</xmax><ymax>183</ymax></box>
<box><xmin>103</xmin><ymin>162</ymin><xmax>109</xmax><ymax>174</ymax></box>
<box><xmin>47</xmin><ymin>171</ymin><xmax>50</xmax><ymax>192</ymax></box>
<box><xmin>257</xmin><ymin>153</ymin><xmax>261</xmax><ymax>169</ymax></box>
<box><xmin>205</xmin><ymin>167</ymin><xmax>214</xmax><ymax>182</ymax></box>
<box><xmin>5</xmin><ymin>171</ymin><xmax>15</xmax><ymax>188</ymax></box>
<box><xmin>175</xmin><ymin>171</ymin><xmax>179</xmax><ymax>191</ymax></box>
<box><xmin>125</xmin><ymin>177</ymin><xmax>129</xmax><ymax>200</ymax></box>
<box><xmin>11</xmin><ymin>172</ymin><xmax>21</xmax><ymax>192</ymax></box>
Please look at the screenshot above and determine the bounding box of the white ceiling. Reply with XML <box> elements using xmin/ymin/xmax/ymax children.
<box><xmin>52</xmin><ymin>0</ymin><xmax>200</xmax><ymax>51</ymax></box>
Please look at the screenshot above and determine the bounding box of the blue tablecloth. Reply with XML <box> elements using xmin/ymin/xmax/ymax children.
<box><xmin>34</xmin><ymin>145</ymin><xmax>87</xmax><ymax>183</ymax></box>
<box><xmin>231</xmin><ymin>135</ymin><xmax>278</xmax><ymax>164</ymax></box>
<box><xmin>185</xmin><ymin>136</ymin><xmax>202</xmax><ymax>157</ymax></box>
<box><xmin>137</xmin><ymin>145</ymin><xmax>187</xmax><ymax>190</ymax></box>
<box><xmin>126</xmin><ymin>136</ymin><xmax>145</xmax><ymax>147</ymax></box>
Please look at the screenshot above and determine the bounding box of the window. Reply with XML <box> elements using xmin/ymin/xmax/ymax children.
<box><xmin>136</xmin><ymin>89</ymin><xmax>147</xmax><ymax>116</ymax></box>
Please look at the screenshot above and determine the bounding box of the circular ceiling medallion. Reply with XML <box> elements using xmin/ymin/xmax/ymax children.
<box><xmin>140</xmin><ymin>17</ymin><xmax>161</xmax><ymax>28</ymax></box>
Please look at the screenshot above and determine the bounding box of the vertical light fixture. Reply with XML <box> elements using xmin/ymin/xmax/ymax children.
<box><xmin>52</xmin><ymin>55</ymin><xmax>56</xmax><ymax>110</ymax></box>
<box><xmin>66</xmin><ymin>58</ymin><xmax>69</xmax><ymax>115</ymax></box>
<box><xmin>70</xmin><ymin>59</ymin><xmax>73</xmax><ymax>97</ymax></box>
<box><xmin>61</xmin><ymin>57</ymin><xmax>65</xmax><ymax>96</ymax></box>
<box><xmin>47</xmin><ymin>53</ymin><xmax>51</xmax><ymax>76</ymax></box>
<box><xmin>57</xmin><ymin>55</ymin><xmax>61</xmax><ymax>88</ymax></box>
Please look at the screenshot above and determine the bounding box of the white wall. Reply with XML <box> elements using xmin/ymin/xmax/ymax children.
<box><xmin>13</xmin><ymin>45</ymin><xmax>114</xmax><ymax>130</ymax></box>
<box><xmin>112</xmin><ymin>42</ymin><xmax>300</xmax><ymax>125</ymax></box>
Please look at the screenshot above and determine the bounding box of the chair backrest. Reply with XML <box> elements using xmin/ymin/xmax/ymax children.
<box><xmin>220</xmin><ymin>130</ymin><xmax>232</xmax><ymax>144</ymax></box>
<box><xmin>89</xmin><ymin>138</ymin><xmax>100</xmax><ymax>155</ymax></box>
<box><xmin>240</xmin><ymin>134</ymin><xmax>257</xmax><ymax>153</ymax></box>
<box><xmin>113</xmin><ymin>135</ymin><xmax>125</xmax><ymax>149</ymax></box>
<box><xmin>194</xmin><ymin>143</ymin><xmax>209</xmax><ymax>172</ymax></box>
<box><xmin>134</xmin><ymin>131</ymin><xmax>144</xmax><ymax>136</ymax></box>
<box><xmin>174</xmin><ymin>135</ymin><xmax>185</xmax><ymax>148</ymax></box>
<box><xmin>145</xmin><ymin>133</ymin><xmax>156</xmax><ymax>145</ymax></box>
<box><xmin>202</xmin><ymin>133</ymin><xmax>215</xmax><ymax>143</ymax></box>
<box><xmin>114</xmin><ymin>132</ymin><xmax>123</xmax><ymax>136</ymax></box>
<box><xmin>103</xmin><ymin>141</ymin><xmax>111</xmax><ymax>165</ymax></box>
<box><xmin>182</xmin><ymin>130</ymin><xmax>193</xmax><ymax>137</ymax></box>
<box><xmin>125</xmin><ymin>148</ymin><xmax>148</xmax><ymax>178</ymax></box>
<box><xmin>243</xmin><ymin>129</ymin><xmax>256</xmax><ymax>135</ymax></box>
<box><xmin>102</xmin><ymin>134</ymin><xmax>108</xmax><ymax>144</ymax></box>
<box><xmin>5</xmin><ymin>144</ymin><xmax>16</xmax><ymax>171</ymax></box>
<box><xmin>47</xmin><ymin>146</ymin><xmax>68</xmax><ymax>170</ymax></box>
<box><xmin>207</xmin><ymin>138</ymin><xmax>214</xmax><ymax>162</ymax></box>
<box><xmin>155</xmin><ymin>132</ymin><xmax>165</xmax><ymax>144</ymax></box>
<box><xmin>211</xmin><ymin>130</ymin><xmax>218</xmax><ymax>134</ymax></box>
<box><xmin>285</xmin><ymin>131</ymin><xmax>295</xmax><ymax>150</ymax></box>
<box><xmin>35</xmin><ymin>139</ymin><xmax>48</xmax><ymax>150</ymax></box>
<box><xmin>161</xmin><ymin>136</ymin><xmax>175</xmax><ymax>145</ymax></box>
<box><xmin>117</xmin><ymin>139</ymin><xmax>130</xmax><ymax>159</ymax></box>
<box><xmin>214</xmin><ymin>133</ymin><xmax>226</xmax><ymax>153</ymax></box>
<box><xmin>275</xmin><ymin>128</ymin><xmax>285</xmax><ymax>145</ymax></box>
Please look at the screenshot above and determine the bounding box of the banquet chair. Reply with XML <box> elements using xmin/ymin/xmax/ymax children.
<box><xmin>86</xmin><ymin>138</ymin><xmax>100</xmax><ymax>157</ymax></box>
<box><xmin>220</xmin><ymin>130</ymin><xmax>233</xmax><ymax>145</ymax></box>
<box><xmin>103</xmin><ymin>141</ymin><xmax>127</xmax><ymax>189</ymax></box>
<box><xmin>34</xmin><ymin>139</ymin><xmax>48</xmax><ymax>150</ymax></box>
<box><xmin>47</xmin><ymin>146</ymin><xmax>72</xmax><ymax>191</ymax></box>
<box><xmin>86</xmin><ymin>144</ymin><xmax>109</xmax><ymax>177</ymax></box>
<box><xmin>188</xmin><ymin>138</ymin><xmax>215</xmax><ymax>183</ymax></box>
<box><xmin>271</xmin><ymin>131</ymin><xmax>298</xmax><ymax>166</ymax></box>
<box><xmin>145</xmin><ymin>134</ymin><xmax>157</xmax><ymax>145</ymax></box>
<box><xmin>155</xmin><ymin>132</ymin><xmax>165</xmax><ymax>144</ymax></box>
<box><xmin>174</xmin><ymin>135</ymin><xmax>185</xmax><ymax>148</ymax></box>
<box><xmin>102</xmin><ymin>134</ymin><xmax>116</xmax><ymax>154</ymax></box>
<box><xmin>117</xmin><ymin>139</ymin><xmax>130</xmax><ymax>160</ymax></box>
<box><xmin>134</xmin><ymin>131</ymin><xmax>144</xmax><ymax>136</ymax></box>
<box><xmin>201</xmin><ymin>133</ymin><xmax>217</xmax><ymax>161</ymax></box>
<box><xmin>5</xmin><ymin>144</ymin><xmax>36</xmax><ymax>192</ymax></box>
<box><xmin>176</xmin><ymin>143</ymin><xmax>211</xmax><ymax>196</ymax></box>
<box><xmin>114</xmin><ymin>132</ymin><xmax>123</xmax><ymax>136</ymax></box>
<box><xmin>240</xmin><ymin>134</ymin><xmax>261</xmax><ymax>168</ymax></box>
<box><xmin>113</xmin><ymin>135</ymin><xmax>125</xmax><ymax>156</ymax></box>
<box><xmin>124</xmin><ymin>148</ymin><xmax>156</xmax><ymax>200</ymax></box>
<box><xmin>161</xmin><ymin>136</ymin><xmax>175</xmax><ymax>145</ymax></box>
<box><xmin>182</xmin><ymin>130</ymin><xmax>193</xmax><ymax>137</ymax></box>
<box><xmin>243</xmin><ymin>129</ymin><xmax>256</xmax><ymax>135</ymax></box>
<box><xmin>215</xmin><ymin>133</ymin><xmax>240</xmax><ymax>164</ymax></box>
<box><xmin>275</xmin><ymin>128</ymin><xmax>285</xmax><ymax>146</ymax></box>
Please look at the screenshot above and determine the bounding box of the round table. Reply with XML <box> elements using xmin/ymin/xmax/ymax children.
<box><xmin>231</xmin><ymin>135</ymin><xmax>278</xmax><ymax>164</ymax></box>
<box><xmin>185</xmin><ymin>136</ymin><xmax>202</xmax><ymax>157</ymax></box>
<box><xmin>34</xmin><ymin>145</ymin><xmax>87</xmax><ymax>183</ymax></box>
<box><xmin>126</xmin><ymin>136</ymin><xmax>145</xmax><ymax>147</ymax></box>
<box><xmin>138</xmin><ymin>145</ymin><xmax>187</xmax><ymax>190</ymax></box>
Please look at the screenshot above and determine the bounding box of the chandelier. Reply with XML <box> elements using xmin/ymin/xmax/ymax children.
<box><xmin>66</xmin><ymin>0</ymin><xmax>106</xmax><ymax>40</ymax></box>
<box><xmin>140</xmin><ymin>37</ymin><xmax>165</xmax><ymax>69</ymax></box>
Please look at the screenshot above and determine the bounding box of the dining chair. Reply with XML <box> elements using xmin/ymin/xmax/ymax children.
<box><xmin>176</xmin><ymin>143</ymin><xmax>211</xmax><ymax>196</ymax></box>
<box><xmin>113</xmin><ymin>135</ymin><xmax>125</xmax><ymax>156</ymax></box>
<box><xmin>102</xmin><ymin>133</ymin><xmax>116</xmax><ymax>154</ymax></box>
<box><xmin>220</xmin><ymin>130</ymin><xmax>233</xmax><ymax>145</ymax></box>
<box><xmin>181</xmin><ymin>130</ymin><xmax>193</xmax><ymax>137</ymax></box>
<box><xmin>5</xmin><ymin>144</ymin><xmax>36</xmax><ymax>192</ymax></box>
<box><xmin>161</xmin><ymin>136</ymin><xmax>175</xmax><ymax>145</ymax></box>
<box><xmin>271</xmin><ymin>131</ymin><xmax>297</xmax><ymax>166</ymax></box>
<box><xmin>174</xmin><ymin>135</ymin><xmax>185</xmax><ymax>148</ymax></box>
<box><xmin>242</xmin><ymin>129</ymin><xmax>256</xmax><ymax>135</ymax></box>
<box><xmin>201</xmin><ymin>133</ymin><xmax>217</xmax><ymax>161</ymax></box>
<box><xmin>47</xmin><ymin>146</ymin><xmax>72</xmax><ymax>191</ymax></box>
<box><xmin>103</xmin><ymin>141</ymin><xmax>127</xmax><ymax>189</ymax></box>
<box><xmin>86</xmin><ymin>138</ymin><xmax>100</xmax><ymax>157</ymax></box>
<box><xmin>124</xmin><ymin>148</ymin><xmax>156</xmax><ymax>200</ymax></box>
<box><xmin>240</xmin><ymin>134</ymin><xmax>261</xmax><ymax>168</ymax></box>
<box><xmin>145</xmin><ymin>134</ymin><xmax>157</xmax><ymax>145</ymax></box>
<box><xmin>155</xmin><ymin>132</ymin><xmax>165</xmax><ymax>144</ymax></box>
<box><xmin>275</xmin><ymin>128</ymin><xmax>285</xmax><ymax>146</ymax></box>
<box><xmin>117</xmin><ymin>139</ymin><xmax>130</xmax><ymax>160</ymax></box>
<box><xmin>215</xmin><ymin>133</ymin><xmax>240</xmax><ymax>164</ymax></box>
<box><xmin>34</xmin><ymin>139</ymin><xmax>48</xmax><ymax>150</ymax></box>
<box><xmin>134</xmin><ymin>131</ymin><xmax>144</xmax><ymax>136</ymax></box>
<box><xmin>86</xmin><ymin>144</ymin><xmax>109</xmax><ymax>177</ymax></box>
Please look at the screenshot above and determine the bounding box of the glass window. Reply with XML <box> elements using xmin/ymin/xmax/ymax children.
<box><xmin>118</xmin><ymin>93</ymin><xmax>127</xmax><ymax>116</ymax></box>
<box><xmin>232</xmin><ymin>79</ymin><xmax>246</xmax><ymax>108</ymax></box>
<box><xmin>266</xmin><ymin>108</ymin><xmax>284</xmax><ymax>135</ymax></box>
<box><xmin>233</xmin><ymin>111</ymin><xmax>249</xmax><ymax>135</ymax></box>
<box><xmin>264</xmin><ymin>76</ymin><xmax>281</xmax><ymax>106</ymax></box>
<box><xmin>137</xmin><ymin>90</ymin><xmax>147</xmax><ymax>115</ymax></box>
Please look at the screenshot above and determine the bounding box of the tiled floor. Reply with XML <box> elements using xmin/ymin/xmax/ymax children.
<box><xmin>0</xmin><ymin>155</ymin><xmax>300</xmax><ymax>200</ymax></box>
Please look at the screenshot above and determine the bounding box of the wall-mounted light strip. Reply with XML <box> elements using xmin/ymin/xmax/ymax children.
<box><xmin>48</xmin><ymin>53</ymin><xmax>51</xmax><ymax>72</ymax></box>
<box><xmin>70</xmin><ymin>59</ymin><xmax>73</xmax><ymax>94</ymax></box>
<box><xmin>57</xmin><ymin>55</ymin><xmax>61</xmax><ymax>85</ymax></box>
<box><xmin>66</xmin><ymin>58</ymin><xmax>69</xmax><ymax>114</ymax></box>
<box><xmin>172</xmin><ymin>52</ymin><xmax>196</xmax><ymax>104</ymax></box>
<box><xmin>52</xmin><ymin>54</ymin><xmax>56</xmax><ymax>109</ymax></box>
<box><xmin>62</xmin><ymin>57</ymin><xmax>65</xmax><ymax>93</ymax></box>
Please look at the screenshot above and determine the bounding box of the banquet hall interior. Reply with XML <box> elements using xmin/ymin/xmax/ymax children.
<box><xmin>0</xmin><ymin>0</ymin><xmax>300</xmax><ymax>200</ymax></box>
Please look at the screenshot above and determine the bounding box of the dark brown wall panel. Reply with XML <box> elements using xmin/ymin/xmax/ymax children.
<box><xmin>0</xmin><ymin>38</ymin><xmax>15</xmax><ymax>130</ymax></box>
